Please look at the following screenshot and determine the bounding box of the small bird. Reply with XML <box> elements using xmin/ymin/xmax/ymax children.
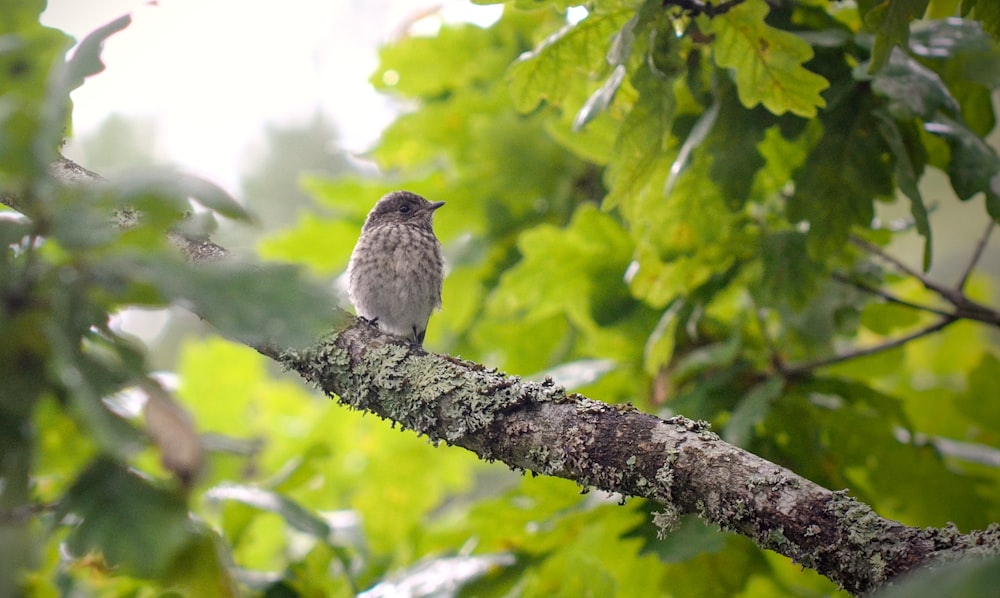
<box><xmin>346</xmin><ymin>191</ymin><xmax>445</xmax><ymax>346</ymax></box>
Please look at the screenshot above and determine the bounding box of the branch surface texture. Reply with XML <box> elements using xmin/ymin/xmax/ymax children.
<box><xmin>283</xmin><ymin>322</ymin><xmax>999</xmax><ymax>596</ymax></box>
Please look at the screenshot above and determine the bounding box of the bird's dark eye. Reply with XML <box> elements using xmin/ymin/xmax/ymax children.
<box><xmin>399</xmin><ymin>204</ymin><xmax>411</xmax><ymax>214</ymax></box>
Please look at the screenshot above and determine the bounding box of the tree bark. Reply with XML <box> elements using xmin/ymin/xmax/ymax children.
<box><xmin>281</xmin><ymin>320</ymin><xmax>1000</xmax><ymax>596</ymax></box>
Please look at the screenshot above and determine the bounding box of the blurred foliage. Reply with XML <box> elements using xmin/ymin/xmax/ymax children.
<box><xmin>3</xmin><ymin>0</ymin><xmax>1000</xmax><ymax>596</ymax></box>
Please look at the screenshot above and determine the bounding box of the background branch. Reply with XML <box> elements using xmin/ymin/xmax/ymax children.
<box><xmin>849</xmin><ymin>235</ymin><xmax>1000</xmax><ymax>328</ymax></box>
<box><xmin>957</xmin><ymin>222</ymin><xmax>994</xmax><ymax>290</ymax></box>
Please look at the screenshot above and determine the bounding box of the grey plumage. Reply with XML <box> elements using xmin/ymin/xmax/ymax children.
<box><xmin>346</xmin><ymin>191</ymin><xmax>445</xmax><ymax>346</ymax></box>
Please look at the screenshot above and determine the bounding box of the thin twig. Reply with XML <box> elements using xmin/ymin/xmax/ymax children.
<box><xmin>832</xmin><ymin>272</ymin><xmax>954</xmax><ymax>319</ymax></box>
<box><xmin>0</xmin><ymin>502</ymin><xmax>55</xmax><ymax>524</ymax></box>
<box><xmin>850</xmin><ymin>236</ymin><xmax>960</xmax><ymax>302</ymax></box>
<box><xmin>781</xmin><ymin>316</ymin><xmax>957</xmax><ymax>379</ymax></box>
<box><xmin>957</xmin><ymin>222</ymin><xmax>995</xmax><ymax>291</ymax></box>
<box><xmin>850</xmin><ymin>235</ymin><xmax>1000</xmax><ymax>327</ymax></box>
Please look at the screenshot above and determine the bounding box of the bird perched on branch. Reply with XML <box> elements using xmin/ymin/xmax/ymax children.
<box><xmin>346</xmin><ymin>191</ymin><xmax>445</xmax><ymax>346</ymax></box>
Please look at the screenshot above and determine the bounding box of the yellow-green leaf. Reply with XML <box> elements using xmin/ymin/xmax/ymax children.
<box><xmin>706</xmin><ymin>0</ymin><xmax>829</xmax><ymax>117</ymax></box>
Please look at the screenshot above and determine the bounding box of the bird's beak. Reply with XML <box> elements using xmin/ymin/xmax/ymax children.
<box><xmin>428</xmin><ymin>201</ymin><xmax>445</xmax><ymax>211</ymax></box>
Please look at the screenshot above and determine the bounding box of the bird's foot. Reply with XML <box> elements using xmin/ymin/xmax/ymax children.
<box><xmin>358</xmin><ymin>315</ymin><xmax>380</xmax><ymax>329</ymax></box>
<box><xmin>409</xmin><ymin>327</ymin><xmax>426</xmax><ymax>351</ymax></box>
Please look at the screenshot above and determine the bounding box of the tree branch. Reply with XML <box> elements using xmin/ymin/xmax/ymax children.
<box><xmin>957</xmin><ymin>222</ymin><xmax>994</xmax><ymax>291</ymax></box>
<box><xmin>831</xmin><ymin>272</ymin><xmax>955</xmax><ymax>319</ymax></box>
<box><xmin>22</xmin><ymin>157</ymin><xmax>1000</xmax><ymax>595</ymax></box>
<box><xmin>281</xmin><ymin>322</ymin><xmax>999</xmax><ymax>596</ymax></box>
<box><xmin>780</xmin><ymin>316</ymin><xmax>957</xmax><ymax>379</ymax></box>
<box><xmin>850</xmin><ymin>235</ymin><xmax>1000</xmax><ymax>328</ymax></box>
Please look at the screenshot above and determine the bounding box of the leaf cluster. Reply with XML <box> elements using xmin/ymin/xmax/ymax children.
<box><xmin>1</xmin><ymin>4</ymin><xmax>334</xmax><ymax>594</ymax></box>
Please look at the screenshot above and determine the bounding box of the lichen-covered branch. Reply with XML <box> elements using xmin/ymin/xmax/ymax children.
<box><xmin>282</xmin><ymin>322</ymin><xmax>1000</xmax><ymax>596</ymax></box>
<box><xmin>19</xmin><ymin>157</ymin><xmax>1000</xmax><ymax>594</ymax></box>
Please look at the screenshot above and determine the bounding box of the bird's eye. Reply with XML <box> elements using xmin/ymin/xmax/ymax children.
<box><xmin>398</xmin><ymin>204</ymin><xmax>411</xmax><ymax>214</ymax></box>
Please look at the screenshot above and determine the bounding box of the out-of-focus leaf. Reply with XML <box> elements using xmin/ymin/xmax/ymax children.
<box><xmin>923</xmin><ymin>115</ymin><xmax>1000</xmax><ymax>220</ymax></box>
<box><xmin>143</xmin><ymin>381</ymin><xmax>205</xmax><ymax>487</ymax></box>
<box><xmin>359</xmin><ymin>553</ymin><xmax>516</xmax><ymax>598</ymax></box>
<box><xmin>968</xmin><ymin>0</ymin><xmax>1000</xmax><ymax>39</ymax></box>
<box><xmin>873</xmin><ymin>554</ymin><xmax>1000</xmax><ymax>598</ymax></box>
<box><xmin>859</xmin><ymin>301</ymin><xmax>922</xmax><ymax>335</ymax></box>
<box><xmin>62</xmin><ymin>13</ymin><xmax>131</xmax><ymax>92</ymax></box>
<box><xmin>0</xmin><ymin>8</ymin><xmax>74</xmax><ymax>184</ymax></box>
<box><xmin>704</xmin><ymin>85</ymin><xmax>774</xmax><ymax>210</ymax></box>
<box><xmin>111</xmin><ymin>170</ymin><xmax>252</xmax><ymax>222</ymax></box>
<box><xmin>758</xmin><ymin>230</ymin><xmax>824</xmax><ymax>309</ymax></box>
<box><xmin>56</xmin><ymin>347</ymin><xmax>146</xmax><ymax>457</ymax></box>
<box><xmin>206</xmin><ymin>483</ymin><xmax>332</xmax><ymax>540</ymax></box>
<box><xmin>103</xmin><ymin>255</ymin><xmax>338</xmax><ymax>348</ymax></box>
<box><xmin>373</xmin><ymin>22</ymin><xmax>519</xmax><ymax>99</ymax></box>
<box><xmin>164</xmin><ymin>527</ymin><xmax>240</xmax><ymax>597</ymax></box>
<box><xmin>862</xmin><ymin>0</ymin><xmax>930</xmax><ymax>73</ymax></box>
<box><xmin>707</xmin><ymin>0</ymin><xmax>829</xmax><ymax>117</ymax></box>
<box><xmin>58</xmin><ymin>458</ymin><xmax>195</xmax><ymax>578</ymax></box>
<box><xmin>603</xmin><ymin>68</ymin><xmax>676</xmax><ymax>210</ymax></box>
<box><xmin>488</xmin><ymin>204</ymin><xmax>633</xmax><ymax>337</ymax></box>
<box><xmin>624</xmin><ymin>512</ymin><xmax>727</xmax><ymax>563</ymax></box>
<box><xmin>574</xmin><ymin>64</ymin><xmax>626</xmax><ymax>131</ymax></box>
<box><xmin>789</xmin><ymin>86</ymin><xmax>893</xmax><ymax>256</ymax></box>
<box><xmin>909</xmin><ymin>18</ymin><xmax>1000</xmax><ymax>88</ymax></box>
<box><xmin>874</xmin><ymin>112</ymin><xmax>932</xmax><ymax>269</ymax></box>
<box><xmin>530</xmin><ymin>358</ymin><xmax>617</xmax><ymax>390</ymax></box>
<box><xmin>507</xmin><ymin>12</ymin><xmax>631</xmax><ymax>113</ymax></box>
<box><xmin>864</xmin><ymin>48</ymin><xmax>961</xmax><ymax>120</ymax></box>
<box><xmin>725</xmin><ymin>376</ymin><xmax>785</xmax><ymax>446</ymax></box>
<box><xmin>955</xmin><ymin>354</ymin><xmax>1000</xmax><ymax>439</ymax></box>
<box><xmin>664</xmin><ymin>100</ymin><xmax>718</xmax><ymax>198</ymax></box>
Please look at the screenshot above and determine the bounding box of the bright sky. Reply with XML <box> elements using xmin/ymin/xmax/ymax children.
<box><xmin>41</xmin><ymin>0</ymin><xmax>502</xmax><ymax>192</ymax></box>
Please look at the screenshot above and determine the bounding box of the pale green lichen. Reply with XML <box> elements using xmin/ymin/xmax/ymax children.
<box><xmin>286</xmin><ymin>327</ymin><xmax>581</xmax><ymax>445</ymax></box>
<box><xmin>653</xmin><ymin>507</ymin><xmax>681</xmax><ymax>539</ymax></box>
<box><xmin>829</xmin><ymin>491</ymin><xmax>884</xmax><ymax>546</ymax></box>
<box><xmin>765</xmin><ymin>527</ymin><xmax>789</xmax><ymax>548</ymax></box>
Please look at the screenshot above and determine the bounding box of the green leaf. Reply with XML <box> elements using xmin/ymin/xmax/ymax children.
<box><xmin>873</xmin><ymin>554</ymin><xmax>1000</xmax><ymax>598</ymax></box>
<box><xmin>864</xmin><ymin>49</ymin><xmax>961</xmax><ymax>120</ymax></box>
<box><xmin>873</xmin><ymin>112</ymin><xmax>932</xmax><ymax>269</ymax></box>
<box><xmin>206</xmin><ymin>483</ymin><xmax>332</xmax><ymax>540</ymax></box>
<box><xmin>955</xmin><ymin>353</ymin><xmax>1000</xmax><ymax>438</ymax></box>
<box><xmin>624</xmin><ymin>512</ymin><xmax>727</xmax><ymax>563</ymax></box>
<box><xmin>104</xmin><ymin>255</ymin><xmax>337</xmax><ymax>349</ymax></box>
<box><xmin>924</xmin><ymin>114</ymin><xmax>1000</xmax><ymax>219</ymax></box>
<box><xmin>507</xmin><ymin>12</ymin><xmax>631</xmax><ymax>113</ymax></box>
<box><xmin>0</xmin><ymin>10</ymin><xmax>74</xmax><ymax>185</ymax></box>
<box><xmin>707</xmin><ymin>0</ymin><xmax>829</xmax><ymax>117</ymax></box>
<box><xmin>489</xmin><ymin>204</ymin><xmax>633</xmax><ymax>337</ymax></box>
<box><xmin>909</xmin><ymin>18</ymin><xmax>1000</xmax><ymax>89</ymax></box>
<box><xmin>704</xmin><ymin>83</ymin><xmax>774</xmax><ymax>210</ymax></box>
<box><xmin>859</xmin><ymin>300</ymin><xmax>921</xmax><ymax>335</ymax></box>
<box><xmin>788</xmin><ymin>86</ymin><xmax>893</xmax><ymax>256</ymax></box>
<box><xmin>757</xmin><ymin>230</ymin><xmax>825</xmax><ymax>309</ymax></box>
<box><xmin>603</xmin><ymin>68</ymin><xmax>677</xmax><ymax>210</ymax></box>
<box><xmin>112</xmin><ymin>170</ymin><xmax>252</xmax><ymax>222</ymax></box>
<box><xmin>969</xmin><ymin>0</ymin><xmax>1000</xmax><ymax>39</ymax></box>
<box><xmin>373</xmin><ymin>22</ymin><xmax>518</xmax><ymax>100</ymax></box>
<box><xmin>58</xmin><ymin>458</ymin><xmax>195</xmax><ymax>578</ymax></box>
<box><xmin>959</xmin><ymin>0</ymin><xmax>1000</xmax><ymax>39</ymax></box>
<box><xmin>863</xmin><ymin>0</ymin><xmax>930</xmax><ymax>73</ymax></box>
